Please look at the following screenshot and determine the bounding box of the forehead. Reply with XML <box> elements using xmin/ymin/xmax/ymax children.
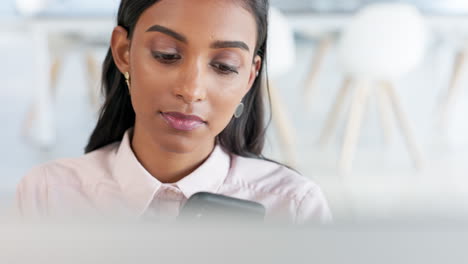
<box><xmin>134</xmin><ymin>0</ymin><xmax>258</xmax><ymax>47</ymax></box>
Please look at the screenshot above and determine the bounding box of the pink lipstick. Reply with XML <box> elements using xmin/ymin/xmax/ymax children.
<box><xmin>160</xmin><ymin>112</ymin><xmax>206</xmax><ymax>131</ymax></box>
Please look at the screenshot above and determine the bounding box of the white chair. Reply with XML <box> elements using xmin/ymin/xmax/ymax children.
<box><xmin>20</xmin><ymin>31</ymin><xmax>107</xmax><ymax>149</ymax></box>
<box><xmin>16</xmin><ymin>0</ymin><xmax>55</xmax><ymax>148</ymax></box>
<box><xmin>17</xmin><ymin>0</ymin><xmax>112</xmax><ymax>149</ymax></box>
<box><xmin>266</xmin><ymin>7</ymin><xmax>297</xmax><ymax>166</ymax></box>
<box><xmin>15</xmin><ymin>0</ymin><xmax>53</xmax><ymax>16</ymax></box>
<box><xmin>319</xmin><ymin>3</ymin><xmax>429</xmax><ymax>174</ymax></box>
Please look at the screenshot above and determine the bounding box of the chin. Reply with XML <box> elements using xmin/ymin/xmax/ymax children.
<box><xmin>157</xmin><ymin>135</ymin><xmax>207</xmax><ymax>154</ymax></box>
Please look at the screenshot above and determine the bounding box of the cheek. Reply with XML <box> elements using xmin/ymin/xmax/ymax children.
<box><xmin>130</xmin><ymin>57</ymin><xmax>175</xmax><ymax>115</ymax></box>
<box><xmin>207</xmin><ymin>84</ymin><xmax>245</xmax><ymax>127</ymax></box>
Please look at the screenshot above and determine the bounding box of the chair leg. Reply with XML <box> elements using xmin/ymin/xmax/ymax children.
<box><xmin>383</xmin><ymin>81</ymin><xmax>424</xmax><ymax>170</ymax></box>
<box><xmin>268</xmin><ymin>82</ymin><xmax>297</xmax><ymax>167</ymax></box>
<box><xmin>438</xmin><ymin>49</ymin><xmax>466</xmax><ymax>130</ymax></box>
<box><xmin>22</xmin><ymin>57</ymin><xmax>61</xmax><ymax>144</ymax></box>
<box><xmin>339</xmin><ymin>80</ymin><xmax>371</xmax><ymax>174</ymax></box>
<box><xmin>50</xmin><ymin>57</ymin><xmax>61</xmax><ymax>97</ymax></box>
<box><xmin>318</xmin><ymin>77</ymin><xmax>353</xmax><ymax>147</ymax></box>
<box><xmin>303</xmin><ymin>35</ymin><xmax>333</xmax><ymax>105</ymax></box>
<box><xmin>85</xmin><ymin>52</ymin><xmax>101</xmax><ymax>109</ymax></box>
<box><xmin>376</xmin><ymin>81</ymin><xmax>394</xmax><ymax>144</ymax></box>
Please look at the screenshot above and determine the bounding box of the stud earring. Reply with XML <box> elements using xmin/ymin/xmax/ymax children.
<box><xmin>234</xmin><ymin>102</ymin><xmax>244</xmax><ymax>118</ymax></box>
<box><xmin>124</xmin><ymin>72</ymin><xmax>131</xmax><ymax>90</ymax></box>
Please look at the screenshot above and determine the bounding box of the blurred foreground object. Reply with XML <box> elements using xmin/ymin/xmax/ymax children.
<box><xmin>1</xmin><ymin>216</ymin><xmax>468</xmax><ymax>264</ymax></box>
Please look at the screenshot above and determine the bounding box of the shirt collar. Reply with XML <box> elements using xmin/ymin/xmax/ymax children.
<box><xmin>112</xmin><ymin>129</ymin><xmax>160</xmax><ymax>216</ymax></box>
<box><xmin>112</xmin><ymin>128</ymin><xmax>231</xmax><ymax>216</ymax></box>
<box><xmin>175</xmin><ymin>143</ymin><xmax>231</xmax><ymax>199</ymax></box>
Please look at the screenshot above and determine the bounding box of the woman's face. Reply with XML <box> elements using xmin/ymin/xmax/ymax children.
<box><xmin>112</xmin><ymin>0</ymin><xmax>261</xmax><ymax>154</ymax></box>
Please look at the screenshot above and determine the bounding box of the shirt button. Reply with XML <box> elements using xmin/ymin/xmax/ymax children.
<box><xmin>158</xmin><ymin>186</ymin><xmax>183</xmax><ymax>200</ymax></box>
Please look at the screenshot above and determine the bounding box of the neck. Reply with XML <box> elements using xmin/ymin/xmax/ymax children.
<box><xmin>130</xmin><ymin>126</ymin><xmax>214</xmax><ymax>184</ymax></box>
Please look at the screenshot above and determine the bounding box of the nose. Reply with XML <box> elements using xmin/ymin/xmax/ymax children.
<box><xmin>173</xmin><ymin>60</ymin><xmax>207</xmax><ymax>104</ymax></box>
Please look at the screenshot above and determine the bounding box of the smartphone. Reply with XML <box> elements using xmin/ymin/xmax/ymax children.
<box><xmin>178</xmin><ymin>192</ymin><xmax>266</xmax><ymax>222</ymax></box>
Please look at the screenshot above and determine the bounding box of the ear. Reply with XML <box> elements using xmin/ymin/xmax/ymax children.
<box><xmin>111</xmin><ymin>26</ymin><xmax>131</xmax><ymax>74</ymax></box>
<box><xmin>246</xmin><ymin>55</ymin><xmax>262</xmax><ymax>92</ymax></box>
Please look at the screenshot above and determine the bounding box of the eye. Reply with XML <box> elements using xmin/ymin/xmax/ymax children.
<box><xmin>211</xmin><ymin>62</ymin><xmax>239</xmax><ymax>75</ymax></box>
<box><xmin>152</xmin><ymin>51</ymin><xmax>181</xmax><ymax>64</ymax></box>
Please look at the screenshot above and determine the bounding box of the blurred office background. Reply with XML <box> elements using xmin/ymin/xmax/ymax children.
<box><xmin>1</xmin><ymin>0</ymin><xmax>468</xmax><ymax>221</ymax></box>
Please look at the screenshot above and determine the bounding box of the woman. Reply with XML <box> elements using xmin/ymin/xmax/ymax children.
<box><xmin>16</xmin><ymin>0</ymin><xmax>331</xmax><ymax>223</ymax></box>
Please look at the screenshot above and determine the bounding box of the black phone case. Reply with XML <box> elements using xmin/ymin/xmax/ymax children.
<box><xmin>179</xmin><ymin>192</ymin><xmax>266</xmax><ymax>221</ymax></box>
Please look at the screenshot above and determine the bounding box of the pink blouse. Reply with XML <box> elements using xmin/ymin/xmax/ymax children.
<box><xmin>16</xmin><ymin>129</ymin><xmax>332</xmax><ymax>224</ymax></box>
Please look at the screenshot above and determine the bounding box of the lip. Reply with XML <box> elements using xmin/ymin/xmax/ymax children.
<box><xmin>160</xmin><ymin>112</ymin><xmax>206</xmax><ymax>131</ymax></box>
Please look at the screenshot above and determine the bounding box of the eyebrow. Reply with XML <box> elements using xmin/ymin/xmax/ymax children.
<box><xmin>146</xmin><ymin>24</ymin><xmax>250</xmax><ymax>52</ymax></box>
<box><xmin>146</xmin><ymin>24</ymin><xmax>187</xmax><ymax>43</ymax></box>
<box><xmin>211</xmin><ymin>41</ymin><xmax>250</xmax><ymax>52</ymax></box>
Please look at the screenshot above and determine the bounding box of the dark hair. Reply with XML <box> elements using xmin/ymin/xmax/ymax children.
<box><xmin>85</xmin><ymin>0</ymin><xmax>271</xmax><ymax>159</ymax></box>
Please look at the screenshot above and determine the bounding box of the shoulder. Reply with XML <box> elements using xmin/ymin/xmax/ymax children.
<box><xmin>227</xmin><ymin>155</ymin><xmax>315</xmax><ymax>200</ymax></box>
<box><xmin>17</xmin><ymin>142</ymin><xmax>119</xmax><ymax>197</ymax></box>
<box><xmin>225</xmin><ymin>155</ymin><xmax>332</xmax><ymax>224</ymax></box>
<box><xmin>16</xmin><ymin>142</ymin><xmax>120</xmax><ymax>217</ymax></box>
